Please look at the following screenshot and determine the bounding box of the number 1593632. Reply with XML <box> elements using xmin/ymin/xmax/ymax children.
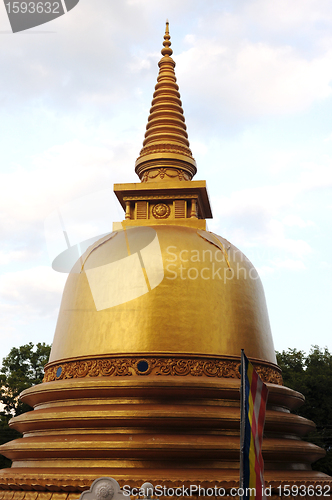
<box><xmin>5</xmin><ymin>2</ymin><xmax>60</xmax><ymax>14</ymax></box>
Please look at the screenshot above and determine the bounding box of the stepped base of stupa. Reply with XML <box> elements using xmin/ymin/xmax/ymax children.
<box><xmin>0</xmin><ymin>364</ymin><xmax>331</xmax><ymax>497</ymax></box>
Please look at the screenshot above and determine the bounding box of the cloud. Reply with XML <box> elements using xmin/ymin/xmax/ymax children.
<box><xmin>242</xmin><ymin>0</ymin><xmax>332</xmax><ymax>36</ymax></box>
<box><xmin>1</xmin><ymin>0</ymin><xmax>332</xmax><ymax>128</ymax></box>
<box><xmin>0</xmin><ymin>266</ymin><xmax>66</xmax><ymax>318</ymax></box>
<box><xmin>194</xmin><ymin>0</ymin><xmax>332</xmax><ymax>47</ymax></box>
<box><xmin>299</xmin><ymin>161</ymin><xmax>332</xmax><ymax>191</ymax></box>
<box><xmin>0</xmin><ymin>266</ymin><xmax>65</xmax><ymax>358</ymax></box>
<box><xmin>282</xmin><ymin>215</ymin><xmax>314</xmax><ymax>228</ymax></box>
<box><xmin>257</xmin><ymin>258</ymin><xmax>307</xmax><ymax>277</ymax></box>
<box><xmin>0</xmin><ymin>139</ymin><xmax>129</xmax><ymax>254</ymax></box>
<box><xmin>0</xmin><ymin>1</ymin><xmax>158</xmax><ymax>113</ymax></box>
<box><xmin>212</xmin><ymin>182</ymin><xmax>299</xmax><ymax>226</ymax></box>
<box><xmin>0</xmin><ymin>135</ymin><xmax>133</xmax><ymax>356</ymax></box>
<box><xmin>0</xmin><ymin>248</ymin><xmax>42</xmax><ymax>266</ymax></box>
<box><xmin>211</xmin><ymin>178</ymin><xmax>315</xmax><ymax>275</ymax></box>
<box><xmin>273</xmin><ymin>259</ymin><xmax>307</xmax><ymax>271</ymax></box>
<box><xmin>176</xmin><ymin>39</ymin><xmax>332</xmax><ymax>122</ymax></box>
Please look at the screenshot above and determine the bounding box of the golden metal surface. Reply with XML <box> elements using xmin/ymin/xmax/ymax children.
<box><xmin>0</xmin><ymin>22</ymin><xmax>331</xmax><ymax>493</ymax></box>
<box><xmin>135</xmin><ymin>23</ymin><xmax>197</xmax><ymax>182</ymax></box>
<box><xmin>48</xmin><ymin>225</ymin><xmax>276</xmax><ymax>364</ymax></box>
<box><xmin>113</xmin><ymin>179</ymin><xmax>212</xmax><ymax>219</ymax></box>
<box><xmin>0</xmin><ymin>377</ymin><xmax>330</xmax><ymax>489</ymax></box>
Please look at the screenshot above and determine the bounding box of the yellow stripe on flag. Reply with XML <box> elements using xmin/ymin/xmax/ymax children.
<box><xmin>247</xmin><ymin>362</ymin><xmax>257</xmax><ymax>493</ymax></box>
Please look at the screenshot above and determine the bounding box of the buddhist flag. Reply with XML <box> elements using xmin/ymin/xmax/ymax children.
<box><xmin>240</xmin><ymin>350</ymin><xmax>268</xmax><ymax>499</ymax></box>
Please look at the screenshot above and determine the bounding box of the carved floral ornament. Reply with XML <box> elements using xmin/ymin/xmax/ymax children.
<box><xmin>43</xmin><ymin>356</ymin><xmax>283</xmax><ymax>385</ymax></box>
<box><xmin>78</xmin><ymin>478</ymin><xmax>125</xmax><ymax>500</ymax></box>
<box><xmin>152</xmin><ymin>203</ymin><xmax>170</xmax><ymax>219</ymax></box>
<box><xmin>141</xmin><ymin>168</ymin><xmax>191</xmax><ymax>182</ymax></box>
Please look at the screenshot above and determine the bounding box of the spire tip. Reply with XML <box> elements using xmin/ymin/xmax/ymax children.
<box><xmin>162</xmin><ymin>20</ymin><xmax>172</xmax><ymax>57</ymax></box>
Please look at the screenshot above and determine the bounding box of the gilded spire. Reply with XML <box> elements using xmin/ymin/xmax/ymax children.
<box><xmin>135</xmin><ymin>21</ymin><xmax>197</xmax><ymax>183</ymax></box>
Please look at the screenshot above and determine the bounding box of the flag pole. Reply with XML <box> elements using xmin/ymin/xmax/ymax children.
<box><xmin>239</xmin><ymin>348</ymin><xmax>245</xmax><ymax>496</ymax></box>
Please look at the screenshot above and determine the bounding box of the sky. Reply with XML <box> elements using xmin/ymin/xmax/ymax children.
<box><xmin>0</xmin><ymin>0</ymin><xmax>331</xmax><ymax>363</ymax></box>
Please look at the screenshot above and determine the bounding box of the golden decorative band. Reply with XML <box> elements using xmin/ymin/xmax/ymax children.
<box><xmin>43</xmin><ymin>356</ymin><xmax>282</xmax><ymax>385</ymax></box>
<box><xmin>139</xmin><ymin>143</ymin><xmax>194</xmax><ymax>160</ymax></box>
<box><xmin>142</xmin><ymin>167</ymin><xmax>191</xmax><ymax>183</ymax></box>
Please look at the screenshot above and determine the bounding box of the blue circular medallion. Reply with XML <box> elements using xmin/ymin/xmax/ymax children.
<box><xmin>137</xmin><ymin>360</ymin><xmax>149</xmax><ymax>373</ymax></box>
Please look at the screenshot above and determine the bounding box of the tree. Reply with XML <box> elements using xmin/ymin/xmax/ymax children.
<box><xmin>0</xmin><ymin>342</ymin><xmax>51</xmax><ymax>468</ymax></box>
<box><xmin>276</xmin><ymin>345</ymin><xmax>332</xmax><ymax>476</ymax></box>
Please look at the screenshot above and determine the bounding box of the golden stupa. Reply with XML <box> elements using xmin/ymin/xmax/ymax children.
<box><xmin>0</xmin><ymin>22</ymin><xmax>331</xmax><ymax>498</ymax></box>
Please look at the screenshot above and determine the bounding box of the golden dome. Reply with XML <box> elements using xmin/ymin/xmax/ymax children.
<box><xmin>48</xmin><ymin>224</ymin><xmax>276</xmax><ymax>366</ymax></box>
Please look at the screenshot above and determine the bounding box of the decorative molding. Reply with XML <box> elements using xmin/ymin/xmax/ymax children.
<box><xmin>123</xmin><ymin>194</ymin><xmax>198</xmax><ymax>201</ymax></box>
<box><xmin>255</xmin><ymin>365</ymin><xmax>283</xmax><ymax>386</ymax></box>
<box><xmin>43</xmin><ymin>356</ymin><xmax>283</xmax><ymax>385</ymax></box>
<box><xmin>0</xmin><ymin>477</ymin><xmax>331</xmax><ymax>494</ymax></box>
<box><xmin>152</xmin><ymin>203</ymin><xmax>170</xmax><ymax>219</ymax></box>
<box><xmin>141</xmin><ymin>168</ymin><xmax>191</xmax><ymax>183</ymax></box>
<box><xmin>138</xmin><ymin>144</ymin><xmax>194</xmax><ymax>160</ymax></box>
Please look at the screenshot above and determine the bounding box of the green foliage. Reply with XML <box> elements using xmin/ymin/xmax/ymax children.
<box><xmin>0</xmin><ymin>414</ymin><xmax>21</xmax><ymax>469</ymax></box>
<box><xmin>0</xmin><ymin>342</ymin><xmax>51</xmax><ymax>417</ymax></box>
<box><xmin>276</xmin><ymin>345</ymin><xmax>332</xmax><ymax>476</ymax></box>
<box><xmin>0</xmin><ymin>342</ymin><xmax>51</xmax><ymax>469</ymax></box>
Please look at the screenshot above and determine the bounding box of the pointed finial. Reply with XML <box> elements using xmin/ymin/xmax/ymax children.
<box><xmin>135</xmin><ymin>22</ymin><xmax>197</xmax><ymax>182</ymax></box>
<box><xmin>161</xmin><ymin>20</ymin><xmax>173</xmax><ymax>57</ymax></box>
